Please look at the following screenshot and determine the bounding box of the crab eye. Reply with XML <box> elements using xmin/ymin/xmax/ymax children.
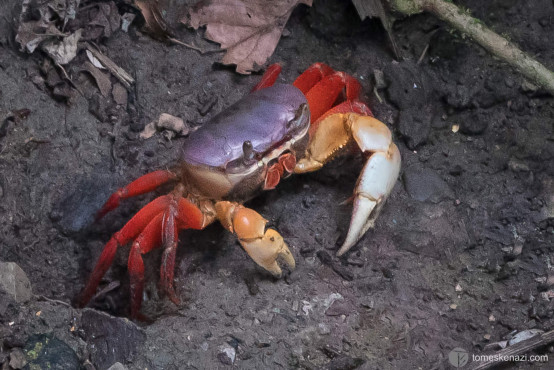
<box><xmin>287</xmin><ymin>103</ymin><xmax>310</xmax><ymax>129</ymax></box>
<box><xmin>243</xmin><ymin>140</ymin><xmax>254</xmax><ymax>162</ymax></box>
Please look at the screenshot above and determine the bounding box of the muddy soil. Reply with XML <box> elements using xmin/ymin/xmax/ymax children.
<box><xmin>1</xmin><ymin>0</ymin><xmax>553</xmax><ymax>369</ymax></box>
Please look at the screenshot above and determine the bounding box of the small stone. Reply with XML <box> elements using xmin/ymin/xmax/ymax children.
<box><xmin>325</xmin><ymin>300</ymin><xmax>351</xmax><ymax>316</ymax></box>
<box><xmin>107</xmin><ymin>363</ymin><xmax>128</xmax><ymax>370</ymax></box>
<box><xmin>318</xmin><ymin>323</ymin><xmax>331</xmax><ymax>335</ymax></box>
<box><xmin>508</xmin><ymin>158</ymin><xmax>530</xmax><ymax>172</ymax></box>
<box><xmin>521</xmin><ymin>80</ymin><xmax>538</xmax><ymax>93</ymax></box>
<box><xmin>0</xmin><ymin>262</ymin><xmax>32</xmax><ymax>303</ymax></box>
<box><xmin>403</xmin><ymin>167</ymin><xmax>454</xmax><ymax>203</ymax></box>
<box><xmin>397</xmin><ymin>111</ymin><xmax>430</xmax><ymax>149</ymax></box>
<box><xmin>489</xmin><ymin>314</ymin><xmax>496</xmax><ymax>322</ymax></box>
<box><xmin>112</xmin><ymin>83</ymin><xmax>128</xmax><ymax>106</ymax></box>
<box><xmin>373</xmin><ymin>69</ymin><xmax>386</xmax><ymax>89</ymax></box>
<box><xmin>292</xmin><ymin>300</ymin><xmax>299</xmax><ymax>312</ymax></box>
<box><xmin>360</xmin><ymin>298</ymin><xmax>374</xmax><ymax>309</ymax></box>
<box><xmin>460</xmin><ymin>116</ymin><xmax>488</xmax><ymax>135</ymax></box>
<box><xmin>9</xmin><ymin>349</ymin><xmax>27</xmax><ymax>369</ymax></box>
<box><xmin>218</xmin><ymin>345</ymin><xmax>236</xmax><ymax>365</ymax></box>
<box><xmin>450</xmin><ymin>304</ymin><xmax>457</xmax><ymax>310</ymax></box>
<box><xmin>200</xmin><ymin>342</ymin><xmax>209</xmax><ymax>351</ymax></box>
<box><xmin>508</xmin><ymin>329</ymin><xmax>543</xmax><ymax>345</ymax></box>
<box><xmin>455</xmin><ymin>284</ymin><xmax>462</xmax><ymax>292</ymax></box>
<box><xmin>483</xmin><ymin>334</ymin><xmax>491</xmax><ymax>341</ymax></box>
<box><xmin>23</xmin><ymin>334</ymin><xmax>79</xmax><ymax>370</ymax></box>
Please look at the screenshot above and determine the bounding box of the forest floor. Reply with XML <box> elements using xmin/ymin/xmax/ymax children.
<box><xmin>0</xmin><ymin>0</ymin><xmax>553</xmax><ymax>369</ymax></box>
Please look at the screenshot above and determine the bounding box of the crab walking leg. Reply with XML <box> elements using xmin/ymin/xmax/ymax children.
<box><xmin>294</xmin><ymin>113</ymin><xmax>401</xmax><ymax>256</ymax></box>
<box><xmin>293</xmin><ymin>62</ymin><xmax>334</xmax><ymax>94</ymax></box>
<box><xmin>305</xmin><ymin>72</ymin><xmax>363</xmax><ymax>122</ymax></box>
<box><xmin>96</xmin><ymin>170</ymin><xmax>177</xmax><ymax>220</ymax></box>
<box><xmin>251</xmin><ymin>63</ymin><xmax>282</xmax><ymax>92</ymax></box>
<box><xmin>215</xmin><ymin>201</ymin><xmax>295</xmax><ymax>276</ymax></box>
<box><xmin>159</xmin><ymin>197</ymin><xmax>205</xmax><ymax>304</ymax></box>
<box><xmin>128</xmin><ymin>213</ymin><xmax>163</xmax><ymax>318</ymax></box>
<box><xmin>79</xmin><ymin>195</ymin><xmax>170</xmax><ymax>307</ymax></box>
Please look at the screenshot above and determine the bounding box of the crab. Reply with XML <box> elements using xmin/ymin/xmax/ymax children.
<box><xmin>78</xmin><ymin>63</ymin><xmax>401</xmax><ymax>318</ymax></box>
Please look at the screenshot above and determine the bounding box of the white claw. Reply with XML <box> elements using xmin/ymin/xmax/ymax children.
<box><xmin>338</xmin><ymin>143</ymin><xmax>401</xmax><ymax>256</ymax></box>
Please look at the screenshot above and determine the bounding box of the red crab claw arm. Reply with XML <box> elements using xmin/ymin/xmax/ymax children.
<box><xmin>294</xmin><ymin>113</ymin><xmax>401</xmax><ymax>256</ymax></box>
<box><xmin>215</xmin><ymin>201</ymin><xmax>295</xmax><ymax>276</ymax></box>
<box><xmin>96</xmin><ymin>170</ymin><xmax>177</xmax><ymax>220</ymax></box>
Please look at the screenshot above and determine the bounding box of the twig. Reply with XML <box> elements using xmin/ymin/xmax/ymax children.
<box><xmin>168</xmin><ymin>37</ymin><xmax>205</xmax><ymax>54</ymax></box>
<box><xmin>387</xmin><ymin>0</ymin><xmax>554</xmax><ymax>95</ymax></box>
<box><xmin>469</xmin><ymin>329</ymin><xmax>554</xmax><ymax>370</ymax></box>
<box><xmin>54</xmin><ymin>62</ymin><xmax>84</xmax><ymax>96</ymax></box>
<box><xmin>84</xmin><ymin>43</ymin><xmax>135</xmax><ymax>89</ymax></box>
<box><xmin>417</xmin><ymin>43</ymin><xmax>429</xmax><ymax>65</ymax></box>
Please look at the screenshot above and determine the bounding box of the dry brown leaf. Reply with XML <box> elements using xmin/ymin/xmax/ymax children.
<box><xmin>42</xmin><ymin>29</ymin><xmax>82</xmax><ymax>65</ymax></box>
<box><xmin>82</xmin><ymin>61</ymin><xmax>112</xmax><ymax>97</ymax></box>
<box><xmin>140</xmin><ymin>113</ymin><xmax>190</xmax><ymax>139</ymax></box>
<box><xmin>135</xmin><ymin>0</ymin><xmax>172</xmax><ymax>40</ymax></box>
<box><xmin>184</xmin><ymin>0</ymin><xmax>312</xmax><ymax>74</ymax></box>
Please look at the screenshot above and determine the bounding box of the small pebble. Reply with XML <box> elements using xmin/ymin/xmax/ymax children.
<box><xmin>218</xmin><ymin>345</ymin><xmax>236</xmax><ymax>365</ymax></box>
<box><xmin>9</xmin><ymin>348</ymin><xmax>27</xmax><ymax>370</ymax></box>
<box><xmin>318</xmin><ymin>323</ymin><xmax>331</xmax><ymax>335</ymax></box>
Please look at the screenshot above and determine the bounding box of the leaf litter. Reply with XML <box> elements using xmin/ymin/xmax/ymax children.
<box><xmin>184</xmin><ymin>0</ymin><xmax>313</xmax><ymax>74</ymax></box>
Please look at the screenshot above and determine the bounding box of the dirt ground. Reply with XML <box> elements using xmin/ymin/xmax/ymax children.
<box><xmin>1</xmin><ymin>0</ymin><xmax>553</xmax><ymax>369</ymax></box>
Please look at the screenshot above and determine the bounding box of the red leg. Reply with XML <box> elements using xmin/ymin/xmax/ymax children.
<box><xmin>160</xmin><ymin>201</ymin><xmax>180</xmax><ymax>304</ymax></box>
<box><xmin>96</xmin><ymin>170</ymin><xmax>177</xmax><ymax>220</ymax></box>
<box><xmin>251</xmin><ymin>63</ymin><xmax>282</xmax><ymax>92</ymax></box>
<box><xmin>159</xmin><ymin>197</ymin><xmax>204</xmax><ymax>304</ymax></box>
<box><xmin>128</xmin><ymin>213</ymin><xmax>164</xmax><ymax>319</ymax></box>
<box><xmin>305</xmin><ymin>72</ymin><xmax>363</xmax><ymax>122</ymax></box>
<box><xmin>293</xmin><ymin>63</ymin><xmax>334</xmax><ymax>94</ymax></box>
<box><xmin>79</xmin><ymin>195</ymin><xmax>170</xmax><ymax>307</ymax></box>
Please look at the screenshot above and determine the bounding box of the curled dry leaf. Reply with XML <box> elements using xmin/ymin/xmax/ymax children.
<box><xmin>16</xmin><ymin>0</ymin><xmax>81</xmax><ymax>53</ymax></box>
<box><xmin>140</xmin><ymin>113</ymin><xmax>191</xmax><ymax>139</ymax></box>
<box><xmin>184</xmin><ymin>0</ymin><xmax>313</xmax><ymax>74</ymax></box>
<box><xmin>82</xmin><ymin>61</ymin><xmax>112</xmax><ymax>97</ymax></box>
<box><xmin>42</xmin><ymin>29</ymin><xmax>82</xmax><ymax>65</ymax></box>
<box><xmin>135</xmin><ymin>0</ymin><xmax>172</xmax><ymax>40</ymax></box>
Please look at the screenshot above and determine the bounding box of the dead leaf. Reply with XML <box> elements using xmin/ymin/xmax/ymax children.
<box><xmin>82</xmin><ymin>2</ymin><xmax>121</xmax><ymax>40</ymax></box>
<box><xmin>135</xmin><ymin>0</ymin><xmax>173</xmax><ymax>40</ymax></box>
<box><xmin>15</xmin><ymin>0</ymin><xmax>80</xmax><ymax>53</ymax></box>
<box><xmin>184</xmin><ymin>0</ymin><xmax>312</xmax><ymax>74</ymax></box>
<box><xmin>86</xmin><ymin>50</ymin><xmax>106</xmax><ymax>69</ymax></box>
<box><xmin>112</xmin><ymin>83</ymin><xmax>128</xmax><ymax>106</ymax></box>
<box><xmin>82</xmin><ymin>61</ymin><xmax>112</xmax><ymax>97</ymax></box>
<box><xmin>42</xmin><ymin>29</ymin><xmax>82</xmax><ymax>65</ymax></box>
<box><xmin>121</xmin><ymin>13</ymin><xmax>137</xmax><ymax>33</ymax></box>
<box><xmin>140</xmin><ymin>113</ymin><xmax>190</xmax><ymax>139</ymax></box>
